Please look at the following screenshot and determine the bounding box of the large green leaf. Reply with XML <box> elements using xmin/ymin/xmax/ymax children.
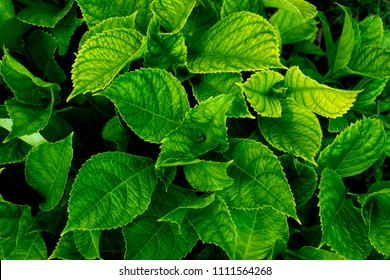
<box><xmin>348</xmin><ymin>45</ymin><xmax>390</xmax><ymax>78</ymax></box>
<box><xmin>239</xmin><ymin>70</ymin><xmax>284</xmax><ymax>118</ymax></box>
<box><xmin>152</xmin><ymin>0</ymin><xmax>196</xmax><ymax>33</ymax></box>
<box><xmin>259</xmin><ymin>99</ymin><xmax>322</xmax><ymax>164</ymax></box>
<box><xmin>190</xmin><ymin>72</ymin><xmax>252</xmax><ymax>118</ymax></box>
<box><xmin>263</xmin><ymin>0</ymin><xmax>317</xmax><ymax>20</ymax></box>
<box><xmin>318</xmin><ymin>118</ymin><xmax>386</xmax><ymax>177</ymax></box>
<box><xmin>63</xmin><ymin>152</ymin><xmax>157</xmax><ymax>233</ymax></box>
<box><xmin>0</xmin><ymin>118</ymin><xmax>47</xmax><ymax>147</ymax></box>
<box><xmin>231</xmin><ymin>207</ymin><xmax>289</xmax><ymax>260</ymax></box>
<box><xmin>270</xmin><ymin>9</ymin><xmax>317</xmax><ymax>45</ymax></box>
<box><xmin>74</xmin><ymin>230</ymin><xmax>102</xmax><ymax>259</ymax></box>
<box><xmin>352</xmin><ymin>77</ymin><xmax>388</xmax><ymax>113</ymax></box>
<box><xmin>25</xmin><ymin>133</ymin><xmax>73</xmax><ymax>211</ymax></box>
<box><xmin>5</xmin><ymin>231</ymin><xmax>47</xmax><ymax>260</ymax></box>
<box><xmin>187</xmin><ymin>11</ymin><xmax>284</xmax><ymax>73</ymax></box>
<box><xmin>217</xmin><ymin>138</ymin><xmax>298</xmax><ymax>221</ymax></box>
<box><xmin>319</xmin><ymin>169</ymin><xmax>371</xmax><ymax>259</ymax></box>
<box><xmin>68</xmin><ymin>28</ymin><xmax>144</xmax><ymax>100</ymax></box>
<box><xmin>285</xmin><ymin>66</ymin><xmax>360</xmax><ymax>118</ymax></box>
<box><xmin>328</xmin><ymin>4</ymin><xmax>355</xmax><ymax>77</ymax></box>
<box><xmin>156</xmin><ymin>94</ymin><xmax>234</xmax><ymax>167</ymax></box>
<box><xmin>361</xmin><ymin>181</ymin><xmax>390</xmax><ymax>255</ymax></box>
<box><xmin>79</xmin><ymin>14</ymin><xmax>137</xmax><ymax>47</ymax></box>
<box><xmin>188</xmin><ymin>195</ymin><xmax>237</xmax><ymax>258</ymax></box>
<box><xmin>16</xmin><ymin>0</ymin><xmax>74</xmax><ymax>28</ymax></box>
<box><xmin>99</xmin><ymin>68</ymin><xmax>190</xmax><ymax>143</ymax></box>
<box><xmin>184</xmin><ymin>160</ymin><xmax>234</xmax><ymax>192</ymax></box>
<box><xmin>221</xmin><ymin>0</ymin><xmax>263</xmax><ymax>17</ymax></box>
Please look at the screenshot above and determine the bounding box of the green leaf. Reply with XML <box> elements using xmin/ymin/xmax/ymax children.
<box><xmin>63</xmin><ymin>152</ymin><xmax>157</xmax><ymax>233</ymax></box>
<box><xmin>184</xmin><ymin>160</ymin><xmax>234</xmax><ymax>192</ymax></box>
<box><xmin>352</xmin><ymin>78</ymin><xmax>388</xmax><ymax>113</ymax></box>
<box><xmin>263</xmin><ymin>0</ymin><xmax>317</xmax><ymax>20</ymax></box>
<box><xmin>52</xmin><ymin>5</ymin><xmax>84</xmax><ymax>56</ymax></box>
<box><xmin>317</xmin><ymin>12</ymin><xmax>334</xmax><ymax>58</ymax></box>
<box><xmin>231</xmin><ymin>207</ymin><xmax>288</xmax><ymax>260</ymax></box>
<box><xmin>190</xmin><ymin>72</ymin><xmax>252</xmax><ymax>118</ymax></box>
<box><xmin>318</xmin><ymin>118</ymin><xmax>386</xmax><ymax>177</ymax></box>
<box><xmin>25</xmin><ymin>133</ymin><xmax>73</xmax><ymax>211</ymax></box>
<box><xmin>123</xmin><ymin>215</ymin><xmax>198</xmax><ymax>260</ymax></box>
<box><xmin>0</xmin><ymin>118</ymin><xmax>47</xmax><ymax>147</ymax></box>
<box><xmin>99</xmin><ymin>68</ymin><xmax>190</xmax><ymax>143</ymax></box>
<box><xmin>152</xmin><ymin>0</ymin><xmax>196</xmax><ymax>33</ymax></box>
<box><xmin>217</xmin><ymin>138</ymin><xmax>298</xmax><ymax>221</ymax></box>
<box><xmin>270</xmin><ymin>9</ymin><xmax>317</xmax><ymax>45</ymax></box>
<box><xmin>279</xmin><ymin>154</ymin><xmax>318</xmax><ymax>209</ymax></box>
<box><xmin>26</xmin><ymin>30</ymin><xmax>66</xmax><ymax>84</ymax></box>
<box><xmin>156</xmin><ymin>94</ymin><xmax>234</xmax><ymax>167</ymax></box>
<box><xmin>5</xmin><ymin>94</ymin><xmax>54</xmax><ymax>142</ymax></box>
<box><xmin>0</xmin><ymin>49</ymin><xmax>60</xmax><ymax>103</ymax></box>
<box><xmin>74</xmin><ymin>230</ymin><xmax>102</xmax><ymax>259</ymax></box>
<box><xmin>144</xmin><ymin>19</ymin><xmax>187</xmax><ymax>72</ymax></box>
<box><xmin>0</xmin><ymin>18</ymin><xmax>26</xmax><ymax>50</ymax></box>
<box><xmin>296</xmin><ymin>246</ymin><xmax>346</xmax><ymax>260</ymax></box>
<box><xmin>187</xmin><ymin>11</ymin><xmax>284</xmax><ymax>73</ymax></box>
<box><xmin>0</xmin><ymin>127</ymin><xmax>31</xmax><ymax>165</ymax></box>
<box><xmin>259</xmin><ymin>99</ymin><xmax>322</xmax><ymax>164</ymax></box>
<box><xmin>348</xmin><ymin>45</ymin><xmax>390</xmax><ymax>78</ymax></box>
<box><xmin>318</xmin><ymin>169</ymin><xmax>371</xmax><ymax>259</ymax></box>
<box><xmin>359</xmin><ymin>16</ymin><xmax>384</xmax><ymax>46</ymax></box>
<box><xmin>239</xmin><ymin>70</ymin><xmax>284</xmax><ymax>117</ymax></box>
<box><xmin>285</xmin><ymin>66</ymin><xmax>360</xmax><ymax>118</ymax></box>
<box><xmin>329</xmin><ymin>4</ymin><xmax>355</xmax><ymax>76</ymax></box>
<box><xmin>102</xmin><ymin>116</ymin><xmax>130</xmax><ymax>152</ymax></box>
<box><xmin>221</xmin><ymin>0</ymin><xmax>263</xmax><ymax>18</ymax></box>
<box><xmin>49</xmin><ymin>232</ymin><xmax>85</xmax><ymax>260</ymax></box>
<box><xmin>16</xmin><ymin>0</ymin><xmax>75</xmax><ymax>28</ymax></box>
<box><xmin>361</xmin><ymin>181</ymin><xmax>390</xmax><ymax>255</ymax></box>
<box><xmin>79</xmin><ymin>14</ymin><xmax>136</xmax><ymax>47</ymax></box>
<box><xmin>68</xmin><ymin>28</ymin><xmax>144</xmax><ymax>100</ymax></box>
<box><xmin>76</xmin><ymin>0</ymin><xmax>152</xmax><ymax>31</ymax></box>
<box><xmin>188</xmin><ymin>195</ymin><xmax>237</xmax><ymax>258</ymax></box>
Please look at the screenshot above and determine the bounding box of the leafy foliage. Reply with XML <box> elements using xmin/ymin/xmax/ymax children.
<box><xmin>1</xmin><ymin>0</ymin><xmax>389</xmax><ymax>260</ymax></box>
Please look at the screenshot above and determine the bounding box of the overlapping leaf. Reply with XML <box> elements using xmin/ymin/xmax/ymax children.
<box><xmin>318</xmin><ymin>169</ymin><xmax>371</xmax><ymax>259</ymax></box>
<box><xmin>25</xmin><ymin>133</ymin><xmax>73</xmax><ymax>211</ymax></box>
<box><xmin>102</xmin><ymin>116</ymin><xmax>130</xmax><ymax>152</ymax></box>
<box><xmin>296</xmin><ymin>246</ymin><xmax>345</xmax><ymax>260</ymax></box>
<box><xmin>156</xmin><ymin>94</ymin><xmax>234</xmax><ymax>167</ymax></box>
<box><xmin>348</xmin><ymin>45</ymin><xmax>390</xmax><ymax>78</ymax></box>
<box><xmin>217</xmin><ymin>138</ymin><xmax>298</xmax><ymax>221</ymax></box>
<box><xmin>263</xmin><ymin>0</ymin><xmax>317</xmax><ymax>20</ymax></box>
<box><xmin>221</xmin><ymin>0</ymin><xmax>263</xmax><ymax>17</ymax></box>
<box><xmin>74</xmin><ymin>230</ymin><xmax>102</xmax><ymax>259</ymax></box>
<box><xmin>99</xmin><ymin>68</ymin><xmax>190</xmax><ymax>143</ymax></box>
<box><xmin>359</xmin><ymin>16</ymin><xmax>384</xmax><ymax>46</ymax></box>
<box><xmin>68</xmin><ymin>28</ymin><xmax>144</xmax><ymax>100</ymax></box>
<box><xmin>239</xmin><ymin>70</ymin><xmax>284</xmax><ymax>117</ymax></box>
<box><xmin>318</xmin><ymin>118</ymin><xmax>386</xmax><ymax>177</ymax></box>
<box><xmin>184</xmin><ymin>160</ymin><xmax>234</xmax><ymax>192</ymax></box>
<box><xmin>285</xmin><ymin>66</ymin><xmax>360</xmax><ymax>118</ymax></box>
<box><xmin>49</xmin><ymin>232</ymin><xmax>84</xmax><ymax>260</ymax></box>
<box><xmin>187</xmin><ymin>11</ymin><xmax>284</xmax><ymax>73</ymax></box>
<box><xmin>63</xmin><ymin>152</ymin><xmax>157</xmax><ymax>233</ymax></box>
<box><xmin>190</xmin><ymin>72</ymin><xmax>252</xmax><ymax>118</ymax></box>
<box><xmin>259</xmin><ymin>99</ymin><xmax>322</xmax><ymax>164</ymax></box>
